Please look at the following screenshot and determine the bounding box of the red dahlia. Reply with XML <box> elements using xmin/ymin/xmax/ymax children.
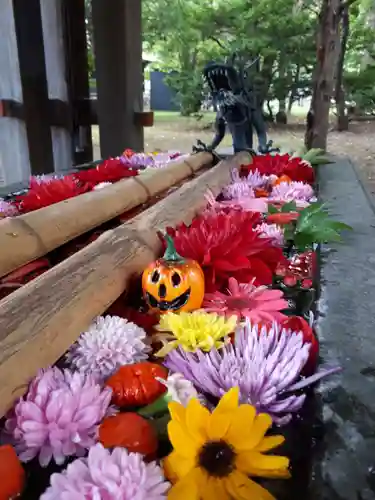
<box><xmin>241</xmin><ymin>153</ymin><xmax>315</xmax><ymax>184</ymax></box>
<box><xmin>16</xmin><ymin>177</ymin><xmax>88</xmax><ymax>213</ymax></box>
<box><xmin>167</xmin><ymin>209</ymin><xmax>287</xmax><ymax>292</ymax></box>
<box><xmin>73</xmin><ymin>158</ymin><xmax>138</xmax><ymax>188</ymax></box>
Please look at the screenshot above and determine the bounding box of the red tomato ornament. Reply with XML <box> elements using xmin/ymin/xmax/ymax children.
<box><xmin>0</xmin><ymin>445</ymin><xmax>25</xmax><ymax>500</ymax></box>
<box><xmin>282</xmin><ymin>315</ymin><xmax>318</xmax><ymax>375</ymax></box>
<box><xmin>105</xmin><ymin>362</ymin><xmax>168</xmax><ymax>408</ymax></box>
<box><xmin>99</xmin><ymin>413</ymin><xmax>158</xmax><ymax>459</ymax></box>
<box><xmin>276</xmin><ymin>251</ymin><xmax>316</xmax><ymax>289</ymax></box>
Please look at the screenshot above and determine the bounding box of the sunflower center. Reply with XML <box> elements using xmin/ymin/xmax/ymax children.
<box><xmin>198</xmin><ymin>440</ymin><xmax>236</xmax><ymax>477</ymax></box>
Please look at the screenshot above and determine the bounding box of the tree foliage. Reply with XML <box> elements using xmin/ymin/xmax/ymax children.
<box><xmin>142</xmin><ymin>0</ymin><xmax>375</xmax><ymax>117</ymax></box>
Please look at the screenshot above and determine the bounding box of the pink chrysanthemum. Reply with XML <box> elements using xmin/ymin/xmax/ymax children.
<box><xmin>203</xmin><ymin>277</ymin><xmax>288</xmax><ymax>323</ymax></box>
<box><xmin>41</xmin><ymin>443</ymin><xmax>170</xmax><ymax>500</ymax></box>
<box><xmin>66</xmin><ymin>315</ymin><xmax>151</xmax><ymax>383</ymax></box>
<box><xmin>270</xmin><ymin>181</ymin><xmax>316</xmax><ymax>207</ymax></box>
<box><xmin>0</xmin><ymin>199</ymin><xmax>18</xmax><ymax>217</ymax></box>
<box><xmin>204</xmin><ymin>190</ymin><xmax>268</xmax><ymax>214</ymax></box>
<box><xmin>4</xmin><ymin>368</ymin><xmax>112</xmax><ymax>467</ymax></box>
<box><xmin>255</xmin><ymin>222</ymin><xmax>285</xmax><ymax>247</ymax></box>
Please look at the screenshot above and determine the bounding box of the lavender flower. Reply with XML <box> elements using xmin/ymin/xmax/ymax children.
<box><xmin>222</xmin><ymin>168</ymin><xmax>268</xmax><ymax>200</ymax></box>
<box><xmin>255</xmin><ymin>222</ymin><xmax>285</xmax><ymax>247</ymax></box>
<box><xmin>270</xmin><ymin>181</ymin><xmax>317</xmax><ymax>207</ymax></box>
<box><xmin>66</xmin><ymin>315</ymin><xmax>151</xmax><ymax>382</ymax></box>
<box><xmin>40</xmin><ymin>443</ymin><xmax>170</xmax><ymax>500</ymax></box>
<box><xmin>4</xmin><ymin>368</ymin><xmax>112</xmax><ymax>466</ymax></box>
<box><xmin>165</xmin><ymin>320</ymin><xmax>340</xmax><ymax>425</ymax></box>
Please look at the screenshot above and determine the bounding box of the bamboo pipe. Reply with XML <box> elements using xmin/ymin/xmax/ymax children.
<box><xmin>0</xmin><ymin>152</ymin><xmax>213</xmax><ymax>279</ymax></box>
<box><xmin>0</xmin><ymin>153</ymin><xmax>250</xmax><ymax>417</ymax></box>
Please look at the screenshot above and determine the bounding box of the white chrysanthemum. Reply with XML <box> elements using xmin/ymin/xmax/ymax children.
<box><xmin>155</xmin><ymin>373</ymin><xmax>198</xmax><ymax>406</ymax></box>
<box><xmin>66</xmin><ymin>315</ymin><xmax>151</xmax><ymax>382</ymax></box>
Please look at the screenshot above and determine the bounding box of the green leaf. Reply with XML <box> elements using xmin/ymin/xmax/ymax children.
<box><xmin>268</xmin><ymin>204</ymin><xmax>279</xmax><ymax>214</ymax></box>
<box><xmin>327</xmin><ymin>221</ymin><xmax>353</xmax><ymax>231</ymax></box>
<box><xmin>281</xmin><ymin>201</ymin><xmax>297</xmax><ymax>213</ymax></box>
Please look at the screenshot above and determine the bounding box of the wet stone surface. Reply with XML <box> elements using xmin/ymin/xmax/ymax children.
<box><xmin>308</xmin><ymin>157</ymin><xmax>375</xmax><ymax>500</ymax></box>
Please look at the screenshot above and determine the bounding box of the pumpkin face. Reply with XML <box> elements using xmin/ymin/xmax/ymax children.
<box><xmin>142</xmin><ymin>234</ymin><xmax>205</xmax><ymax>314</ymax></box>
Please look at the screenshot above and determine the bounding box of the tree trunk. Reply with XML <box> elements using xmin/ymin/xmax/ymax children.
<box><xmin>335</xmin><ymin>5</ymin><xmax>350</xmax><ymax>131</ymax></box>
<box><xmin>305</xmin><ymin>0</ymin><xmax>342</xmax><ymax>150</ymax></box>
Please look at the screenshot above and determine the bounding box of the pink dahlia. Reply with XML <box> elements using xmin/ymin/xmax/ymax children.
<box><xmin>255</xmin><ymin>222</ymin><xmax>284</xmax><ymax>247</ymax></box>
<box><xmin>41</xmin><ymin>443</ymin><xmax>169</xmax><ymax>500</ymax></box>
<box><xmin>203</xmin><ymin>277</ymin><xmax>288</xmax><ymax>323</ymax></box>
<box><xmin>4</xmin><ymin>368</ymin><xmax>112</xmax><ymax>467</ymax></box>
<box><xmin>204</xmin><ymin>190</ymin><xmax>267</xmax><ymax>214</ymax></box>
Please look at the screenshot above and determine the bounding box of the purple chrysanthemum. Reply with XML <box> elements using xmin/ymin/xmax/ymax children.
<box><xmin>221</xmin><ymin>168</ymin><xmax>269</xmax><ymax>200</ymax></box>
<box><xmin>270</xmin><ymin>181</ymin><xmax>316</xmax><ymax>207</ymax></box>
<box><xmin>165</xmin><ymin>320</ymin><xmax>340</xmax><ymax>425</ymax></box>
<box><xmin>255</xmin><ymin>222</ymin><xmax>285</xmax><ymax>246</ymax></box>
<box><xmin>40</xmin><ymin>443</ymin><xmax>170</xmax><ymax>500</ymax></box>
<box><xmin>4</xmin><ymin>367</ymin><xmax>112</xmax><ymax>467</ymax></box>
<box><xmin>66</xmin><ymin>315</ymin><xmax>151</xmax><ymax>382</ymax></box>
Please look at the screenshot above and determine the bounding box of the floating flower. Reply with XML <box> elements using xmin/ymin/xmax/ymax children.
<box><xmin>15</xmin><ymin>176</ymin><xmax>88</xmax><ymax>213</ymax></box>
<box><xmin>242</xmin><ymin>154</ymin><xmax>315</xmax><ymax>184</ymax></box>
<box><xmin>139</xmin><ymin>373</ymin><xmax>200</xmax><ymax>418</ymax></box>
<box><xmin>270</xmin><ymin>181</ymin><xmax>316</xmax><ymax>207</ymax></box>
<box><xmin>255</xmin><ymin>222</ymin><xmax>285</xmax><ymax>246</ymax></box>
<box><xmin>5</xmin><ymin>367</ymin><xmax>112</xmax><ymax>466</ymax></box>
<box><xmin>155</xmin><ymin>311</ymin><xmax>237</xmax><ymax>357</ymax></box>
<box><xmin>73</xmin><ymin>158</ymin><xmax>138</xmax><ymax>188</ymax></box>
<box><xmin>164</xmin><ymin>387</ymin><xmax>290</xmax><ymax>500</ymax></box>
<box><xmin>167</xmin><ymin>209</ymin><xmax>285</xmax><ymax>290</ymax></box>
<box><xmin>165</xmin><ymin>321</ymin><xmax>340</xmax><ymax>425</ymax></box>
<box><xmin>204</xmin><ymin>190</ymin><xmax>267</xmax><ymax>214</ymax></box>
<box><xmin>203</xmin><ymin>277</ymin><xmax>288</xmax><ymax>324</ymax></box>
<box><xmin>40</xmin><ymin>443</ymin><xmax>169</xmax><ymax>500</ymax></box>
<box><xmin>66</xmin><ymin>315</ymin><xmax>151</xmax><ymax>382</ymax></box>
<box><xmin>0</xmin><ymin>198</ymin><xmax>18</xmax><ymax>217</ymax></box>
<box><xmin>156</xmin><ymin>373</ymin><xmax>198</xmax><ymax>406</ymax></box>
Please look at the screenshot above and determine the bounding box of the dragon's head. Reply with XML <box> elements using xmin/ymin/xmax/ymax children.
<box><xmin>203</xmin><ymin>62</ymin><xmax>241</xmax><ymax>95</ymax></box>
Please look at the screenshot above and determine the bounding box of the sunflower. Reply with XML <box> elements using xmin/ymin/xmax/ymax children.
<box><xmin>164</xmin><ymin>387</ymin><xmax>290</xmax><ymax>500</ymax></box>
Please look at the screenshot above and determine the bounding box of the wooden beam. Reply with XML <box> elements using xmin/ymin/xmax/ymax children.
<box><xmin>0</xmin><ymin>100</ymin><xmax>24</xmax><ymax>120</ymax></box>
<box><xmin>12</xmin><ymin>0</ymin><xmax>55</xmax><ymax>175</ymax></box>
<box><xmin>0</xmin><ymin>153</ymin><xmax>249</xmax><ymax>417</ymax></box>
<box><xmin>0</xmin><ymin>153</ymin><xmax>213</xmax><ymax>278</ymax></box>
<box><xmin>92</xmin><ymin>0</ymin><xmax>144</xmax><ymax>156</ymax></box>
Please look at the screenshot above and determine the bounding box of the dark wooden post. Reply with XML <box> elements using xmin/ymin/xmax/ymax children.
<box><xmin>62</xmin><ymin>0</ymin><xmax>94</xmax><ymax>165</ymax></box>
<box><xmin>12</xmin><ymin>0</ymin><xmax>54</xmax><ymax>175</ymax></box>
<box><xmin>91</xmin><ymin>0</ymin><xmax>144</xmax><ymax>157</ymax></box>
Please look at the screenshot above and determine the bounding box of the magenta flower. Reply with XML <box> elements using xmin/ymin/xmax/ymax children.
<box><xmin>4</xmin><ymin>368</ymin><xmax>112</xmax><ymax>467</ymax></box>
<box><xmin>203</xmin><ymin>277</ymin><xmax>288</xmax><ymax>323</ymax></box>
<box><xmin>255</xmin><ymin>222</ymin><xmax>285</xmax><ymax>247</ymax></box>
<box><xmin>41</xmin><ymin>443</ymin><xmax>170</xmax><ymax>500</ymax></box>
<box><xmin>222</xmin><ymin>168</ymin><xmax>268</xmax><ymax>200</ymax></box>
<box><xmin>164</xmin><ymin>320</ymin><xmax>341</xmax><ymax>425</ymax></box>
<box><xmin>66</xmin><ymin>315</ymin><xmax>151</xmax><ymax>383</ymax></box>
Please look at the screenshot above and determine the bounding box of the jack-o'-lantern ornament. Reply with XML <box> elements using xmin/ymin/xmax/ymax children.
<box><xmin>142</xmin><ymin>233</ymin><xmax>204</xmax><ymax>314</ymax></box>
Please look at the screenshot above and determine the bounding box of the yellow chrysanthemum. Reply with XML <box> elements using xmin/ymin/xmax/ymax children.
<box><xmin>164</xmin><ymin>387</ymin><xmax>290</xmax><ymax>500</ymax></box>
<box><xmin>154</xmin><ymin>311</ymin><xmax>237</xmax><ymax>357</ymax></box>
